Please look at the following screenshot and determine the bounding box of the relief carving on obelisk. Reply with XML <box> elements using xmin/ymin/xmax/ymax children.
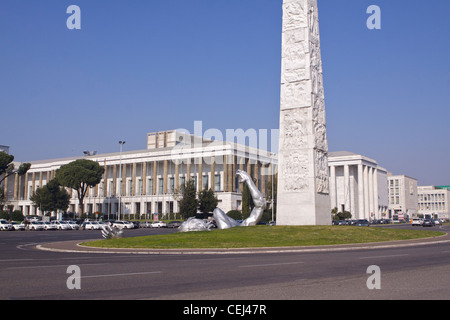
<box><xmin>277</xmin><ymin>0</ymin><xmax>330</xmax><ymax>225</ymax></box>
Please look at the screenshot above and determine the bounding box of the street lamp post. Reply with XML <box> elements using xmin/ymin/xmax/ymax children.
<box><xmin>118</xmin><ymin>141</ymin><xmax>126</xmax><ymax>221</ymax></box>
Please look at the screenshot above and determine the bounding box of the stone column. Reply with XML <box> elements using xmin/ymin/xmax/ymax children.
<box><xmin>163</xmin><ymin>160</ymin><xmax>168</xmax><ymax>194</ymax></box>
<box><xmin>153</xmin><ymin>161</ymin><xmax>157</xmax><ymax>195</ymax></box>
<box><xmin>358</xmin><ymin>164</ymin><xmax>364</xmax><ymax>220</ymax></box>
<box><xmin>223</xmin><ymin>155</ymin><xmax>228</xmax><ymax>192</ymax></box>
<box><xmin>373</xmin><ymin>167</ymin><xmax>379</xmax><ymax>219</ymax></box>
<box><xmin>132</xmin><ymin>162</ymin><xmax>137</xmax><ymax>196</ymax></box>
<box><xmin>329</xmin><ymin>165</ymin><xmax>337</xmax><ymax>210</ymax></box>
<box><xmin>14</xmin><ymin>173</ymin><xmax>19</xmax><ymax>200</ymax></box>
<box><xmin>227</xmin><ymin>155</ymin><xmax>234</xmax><ymax>193</ymax></box>
<box><xmin>174</xmin><ymin>160</ymin><xmax>179</xmax><ymax>192</ymax></box>
<box><xmin>210</xmin><ymin>156</ymin><xmax>215</xmax><ymax>191</ymax></box>
<box><xmin>121</xmin><ymin>163</ymin><xmax>126</xmax><ymax>196</ymax></box>
<box><xmin>198</xmin><ymin>158</ymin><xmax>203</xmax><ymax>191</ymax></box>
<box><xmin>277</xmin><ymin>0</ymin><xmax>330</xmax><ymax>225</ymax></box>
<box><xmin>368</xmin><ymin>167</ymin><xmax>374</xmax><ymax>219</ymax></box>
<box><xmin>344</xmin><ymin>164</ymin><xmax>350</xmax><ymax>213</ymax></box>
<box><xmin>112</xmin><ymin>165</ymin><xmax>117</xmax><ymax>196</ymax></box>
<box><xmin>364</xmin><ymin>165</ymin><xmax>369</xmax><ymax>219</ymax></box>
<box><xmin>103</xmin><ymin>165</ymin><xmax>108</xmax><ymax>197</ymax></box>
<box><xmin>24</xmin><ymin>172</ymin><xmax>29</xmax><ymax>200</ymax></box>
<box><xmin>142</xmin><ymin>162</ymin><xmax>147</xmax><ymax>195</ymax></box>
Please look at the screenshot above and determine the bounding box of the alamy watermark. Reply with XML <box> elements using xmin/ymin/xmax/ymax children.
<box><xmin>367</xmin><ymin>5</ymin><xmax>381</xmax><ymax>30</ymax></box>
<box><xmin>66</xmin><ymin>5</ymin><xmax>81</xmax><ymax>30</ymax></box>
<box><xmin>169</xmin><ymin>121</ymin><xmax>279</xmax><ymax>175</ymax></box>
<box><xmin>366</xmin><ymin>265</ymin><xmax>381</xmax><ymax>290</ymax></box>
<box><xmin>66</xmin><ymin>265</ymin><xmax>81</xmax><ymax>290</ymax></box>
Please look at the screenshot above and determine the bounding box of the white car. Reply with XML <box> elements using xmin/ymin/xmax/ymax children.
<box><xmin>0</xmin><ymin>219</ymin><xmax>13</xmax><ymax>231</ymax></box>
<box><xmin>43</xmin><ymin>222</ymin><xmax>57</xmax><ymax>230</ymax></box>
<box><xmin>84</xmin><ymin>221</ymin><xmax>102</xmax><ymax>230</ymax></box>
<box><xmin>112</xmin><ymin>221</ymin><xmax>134</xmax><ymax>229</ymax></box>
<box><xmin>52</xmin><ymin>220</ymin><xmax>72</xmax><ymax>230</ymax></box>
<box><xmin>151</xmin><ymin>221</ymin><xmax>167</xmax><ymax>228</ymax></box>
<box><xmin>28</xmin><ymin>221</ymin><xmax>45</xmax><ymax>231</ymax></box>
<box><xmin>11</xmin><ymin>221</ymin><xmax>25</xmax><ymax>231</ymax></box>
<box><xmin>68</xmin><ymin>221</ymin><xmax>80</xmax><ymax>230</ymax></box>
<box><xmin>412</xmin><ymin>218</ymin><xmax>423</xmax><ymax>226</ymax></box>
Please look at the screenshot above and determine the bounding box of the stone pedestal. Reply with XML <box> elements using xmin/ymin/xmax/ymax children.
<box><xmin>276</xmin><ymin>0</ymin><xmax>330</xmax><ymax>226</ymax></box>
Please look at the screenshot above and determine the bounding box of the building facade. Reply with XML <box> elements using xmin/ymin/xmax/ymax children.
<box><xmin>417</xmin><ymin>186</ymin><xmax>450</xmax><ymax>219</ymax></box>
<box><xmin>387</xmin><ymin>174</ymin><xmax>418</xmax><ymax>220</ymax></box>
<box><xmin>1</xmin><ymin>131</ymin><xmax>276</xmax><ymax>219</ymax></box>
<box><xmin>328</xmin><ymin>151</ymin><xmax>388</xmax><ymax>220</ymax></box>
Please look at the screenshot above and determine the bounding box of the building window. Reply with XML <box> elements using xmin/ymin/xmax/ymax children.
<box><xmin>158</xmin><ymin>178</ymin><xmax>164</xmax><ymax>194</ymax></box>
<box><xmin>202</xmin><ymin>175</ymin><xmax>208</xmax><ymax>190</ymax></box>
<box><xmin>147</xmin><ymin>178</ymin><xmax>153</xmax><ymax>194</ymax></box>
<box><xmin>215</xmin><ymin>174</ymin><xmax>221</xmax><ymax>191</ymax></box>
<box><xmin>169</xmin><ymin>177</ymin><xmax>174</xmax><ymax>193</ymax></box>
<box><xmin>138</xmin><ymin>179</ymin><xmax>143</xmax><ymax>195</ymax></box>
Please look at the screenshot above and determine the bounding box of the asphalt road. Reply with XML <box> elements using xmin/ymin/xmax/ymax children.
<box><xmin>1</xmin><ymin>225</ymin><xmax>450</xmax><ymax>301</ymax></box>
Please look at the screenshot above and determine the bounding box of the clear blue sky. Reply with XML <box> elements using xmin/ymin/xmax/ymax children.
<box><xmin>1</xmin><ymin>0</ymin><xmax>449</xmax><ymax>186</ymax></box>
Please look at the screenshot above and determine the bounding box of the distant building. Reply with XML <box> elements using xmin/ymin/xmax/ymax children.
<box><xmin>417</xmin><ymin>186</ymin><xmax>450</xmax><ymax>219</ymax></box>
<box><xmin>0</xmin><ymin>145</ymin><xmax>10</xmax><ymax>154</ymax></box>
<box><xmin>387</xmin><ymin>174</ymin><xmax>418</xmax><ymax>220</ymax></box>
<box><xmin>328</xmin><ymin>151</ymin><xmax>388</xmax><ymax>220</ymax></box>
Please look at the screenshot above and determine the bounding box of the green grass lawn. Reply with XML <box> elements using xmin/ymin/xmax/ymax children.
<box><xmin>82</xmin><ymin>225</ymin><xmax>445</xmax><ymax>249</ymax></box>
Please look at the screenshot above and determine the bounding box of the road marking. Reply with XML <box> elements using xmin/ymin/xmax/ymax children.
<box><xmin>359</xmin><ymin>254</ymin><xmax>409</xmax><ymax>260</ymax></box>
<box><xmin>16</xmin><ymin>243</ymin><xmax>38</xmax><ymax>250</ymax></box>
<box><xmin>81</xmin><ymin>271</ymin><xmax>162</xmax><ymax>279</ymax></box>
<box><xmin>9</xmin><ymin>263</ymin><xmax>107</xmax><ymax>270</ymax></box>
<box><xmin>239</xmin><ymin>261</ymin><xmax>304</xmax><ymax>268</ymax></box>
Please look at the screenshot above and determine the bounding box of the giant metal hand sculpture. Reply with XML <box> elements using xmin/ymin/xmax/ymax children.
<box><xmin>101</xmin><ymin>224</ymin><xmax>123</xmax><ymax>239</ymax></box>
<box><xmin>213</xmin><ymin>170</ymin><xmax>267</xmax><ymax>229</ymax></box>
<box><xmin>178</xmin><ymin>170</ymin><xmax>267</xmax><ymax>232</ymax></box>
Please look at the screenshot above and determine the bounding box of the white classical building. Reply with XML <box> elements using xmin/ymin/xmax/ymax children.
<box><xmin>328</xmin><ymin>151</ymin><xmax>388</xmax><ymax>220</ymax></box>
<box><xmin>1</xmin><ymin>130</ymin><xmax>276</xmax><ymax>218</ymax></box>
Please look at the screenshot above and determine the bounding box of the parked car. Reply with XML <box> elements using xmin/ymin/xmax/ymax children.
<box><xmin>140</xmin><ymin>221</ymin><xmax>152</xmax><ymax>228</ymax></box>
<box><xmin>83</xmin><ymin>221</ymin><xmax>102</xmax><ymax>230</ymax></box>
<box><xmin>412</xmin><ymin>218</ymin><xmax>423</xmax><ymax>226</ymax></box>
<box><xmin>422</xmin><ymin>219</ymin><xmax>435</xmax><ymax>227</ymax></box>
<box><xmin>67</xmin><ymin>221</ymin><xmax>80</xmax><ymax>230</ymax></box>
<box><xmin>43</xmin><ymin>221</ymin><xmax>57</xmax><ymax>230</ymax></box>
<box><xmin>28</xmin><ymin>221</ymin><xmax>45</xmax><ymax>231</ymax></box>
<box><xmin>167</xmin><ymin>221</ymin><xmax>182</xmax><ymax>228</ymax></box>
<box><xmin>11</xmin><ymin>221</ymin><xmax>25</xmax><ymax>231</ymax></box>
<box><xmin>0</xmin><ymin>219</ymin><xmax>13</xmax><ymax>231</ymax></box>
<box><xmin>151</xmin><ymin>221</ymin><xmax>167</xmax><ymax>228</ymax></box>
<box><xmin>131</xmin><ymin>221</ymin><xmax>140</xmax><ymax>229</ymax></box>
<box><xmin>354</xmin><ymin>219</ymin><xmax>370</xmax><ymax>227</ymax></box>
<box><xmin>112</xmin><ymin>221</ymin><xmax>135</xmax><ymax>229</ymax></box>
<box><xmin>52</xmin><ymin>220</ymin><xmax>72</xmax><ymax>230</ymax></box>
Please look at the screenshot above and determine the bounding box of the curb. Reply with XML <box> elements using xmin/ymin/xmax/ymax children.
<box><xmin>36</xmin><ymin>232</ymin><xmax>450</xmax><ymax>255</ymax></box>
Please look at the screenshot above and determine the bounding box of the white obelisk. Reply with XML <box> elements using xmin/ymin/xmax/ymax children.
<box><xmin>276</xmin><ymin>0</ymin><xmax>331</xmax><ymax>225</ymax></box>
